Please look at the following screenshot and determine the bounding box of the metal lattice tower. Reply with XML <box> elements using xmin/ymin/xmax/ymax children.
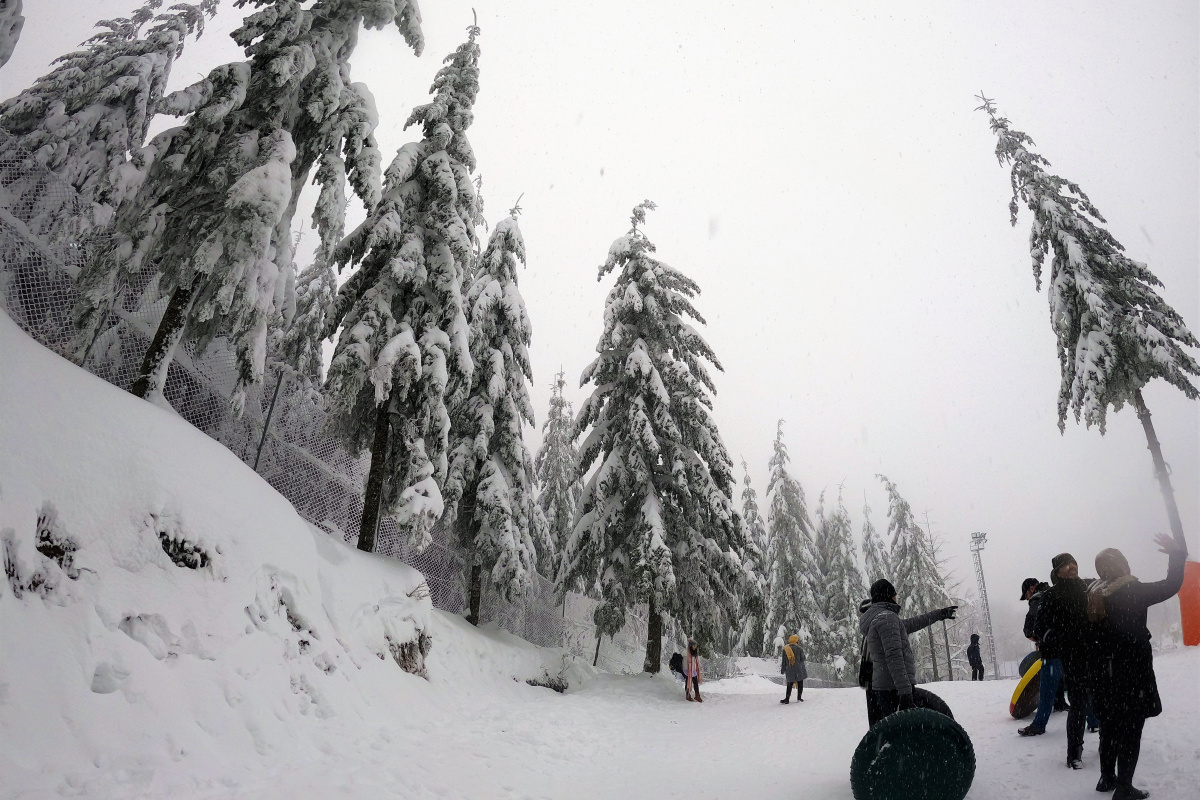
<box><xmin>970</xmin><ymin>531</ymin><xmax>1000</xmax><ymax>678</ymax></box>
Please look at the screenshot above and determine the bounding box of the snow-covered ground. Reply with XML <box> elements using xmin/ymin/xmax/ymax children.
<box><xmin>3</xmin><ymin>311</ymin><xmax>1198</xmax><ymax>799</ymax></box>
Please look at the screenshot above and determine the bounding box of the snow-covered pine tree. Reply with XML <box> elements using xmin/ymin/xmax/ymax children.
<box><xmin>761</xmin><ymin>420</ymin><xmax>818</xmax><ymax>655</ymax></box>
<box><xmin>878</xmin><ymin>474</ymin><xmax>949</xmax><ymax>680</ymax></box>
<box><xmin>979</xmin><ymin>96</ymin><xmax>1199</xmax><ymax>549</ymax></box>
<box><xmin>0</xmin><ymin>0</ymin><xmax>24</xmax><ymax>70</ymax></box>
<box><xmin>535</xmin><ymin>369</ymin><xmax>582</xmax><ymax>580</ymax></box>
<box><xmin>443</xmin><ymin>205</ymin><xmax>547</xmax><ymax>623</ymax></box>
<box><xmin>324</xmin><ymin>24</ymin><xmax>479</xmax><ymax>554</ymax></box>
<box><xmin>735</xmin><ymin>460</ymin><xmax>768</xmax><ymax>657</ymax></box>
<box><xmin>811</xmin><ymin>490</ymin><xmax>864</xmax><ymax>675</ymax></box>
<box><xmin>861</xmin><ymin>497</ymin><xmax>889</xmax><ymax>587</ymax></box>
<box><xmin>560</xmin><ymin>201</ymin><xmax>750</xmax><ymax>672</ymax></box>
<box><xmin>74</xmin><ymin>0</ymin><xmax>425</xmax><ymax>410</ymax></box>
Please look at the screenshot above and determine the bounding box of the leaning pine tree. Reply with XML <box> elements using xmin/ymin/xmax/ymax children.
<box><xmin>324</xmin><ymin>25</ymin><xmax>481</xmax><ymax>553</ymax></box>
<box><xmin>560</xmin><ymin>201</ymin><xmax>750</xmax><ymax>673</ymax></box>
<box><xmin>74</xmin><ymin>0</ymin><xmax>425</xmax><ymax>409</ymax></box>
<box><xmin>878</xmin><ymin>474</ymin><xmax>949</xmax><ymax>680</ymax></box>
<box><xmin>534</xmin><ymin>369</ymin><xmax>583</xmax><ymax>580</ymax></box>
<box><xmin>443</xmin><ymin>206</ymin><xmax>547</xmax><ymax>624</ymax></box>
<box><xmin>762</xmin><ymin>420</ymin><xmax>818</xmax><ymax>654</ymax></box>
<box><xmin>979</xmin><ymin>96</ymin><xmax>1198</xmax><ymax>549</ymax></box>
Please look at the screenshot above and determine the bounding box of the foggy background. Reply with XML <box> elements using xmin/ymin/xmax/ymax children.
<box><xmin>5</xmin><ymin>0</ymin><xmax>1196</xmax><ymax>658</ymax></box>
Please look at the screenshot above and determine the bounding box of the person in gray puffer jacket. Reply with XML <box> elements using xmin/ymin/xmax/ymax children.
<box><xmin>859</xmin><ymin>578</ymin><xmax>957</xmax><ymax>723</ymax></box>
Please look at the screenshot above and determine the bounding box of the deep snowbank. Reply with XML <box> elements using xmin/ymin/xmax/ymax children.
<box><xmin>0</xmin><ymin>312</ymin><xmax>588</xmax><ymax>798</ymax></box>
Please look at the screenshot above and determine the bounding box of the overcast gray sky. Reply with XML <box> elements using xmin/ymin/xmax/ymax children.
<box><xmin>5</xmin><ymin>1</ymin><xmax>1197</xmax><ymax>651</ymax></box>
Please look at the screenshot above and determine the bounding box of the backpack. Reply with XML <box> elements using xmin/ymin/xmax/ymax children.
<box><xmin>857</xmin><ymin>636</ymin><xmax>873</xmax><ymax>689</ymax></box>
<box><xmin>668</xmin><ymin>652</ymin><xmax>684</xmax><ymax>675</ymax></box>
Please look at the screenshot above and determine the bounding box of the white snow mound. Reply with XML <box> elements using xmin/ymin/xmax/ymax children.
<box><xmin>0</xmin><ymin>312</ymin><xmax>589</xmax><ymax>797</ymax></box>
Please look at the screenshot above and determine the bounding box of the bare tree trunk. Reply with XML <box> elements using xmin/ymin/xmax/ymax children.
<box><xmin>252</xmin><ymin>370</ymin><xmax>286</xmax><ymax>472</ymax></box>
<box><xmin>357</xmin><ymin>398</ymin><xmax>392</xmax><ymax>553</ymax></box>
<box><xmin>130</xmin><ymin>279</ymin><xmax>195</xmax><ymax>399</ymax></box>
<box><xmin>1134</xmin><ymin>389</ymin><xmax>1188</xmax><ymax>548</ymax></box>
<box><xmin>643</xmin><ymin>595</ymin><xmax>662</xmax><ymax>673</ymax></box>
<box><xmin>466</xmin><ymin>561</ymin><xmax>482</xmax><ymax>626</ymax></box>
<box><xmin>593</xmin><ymin>632</ymin><xmax>602</xmax><ymax>667</ymax></box>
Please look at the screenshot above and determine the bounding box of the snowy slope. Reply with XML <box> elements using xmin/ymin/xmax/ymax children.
<box><xmin>3</xmin><ymin>310</ymin><xmax>1198</xmax><ymax>800</ymax></box>
<box><xmin>0</xmin><ymin>312</ymin><xmax>587</xmax><ymax>798</ymax></box>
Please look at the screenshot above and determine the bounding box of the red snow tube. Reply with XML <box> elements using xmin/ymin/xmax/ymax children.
<box><xmin>1181</xmin><ymin>561</ymin><xmax>1200</xmax><ymax>647</ymax></box>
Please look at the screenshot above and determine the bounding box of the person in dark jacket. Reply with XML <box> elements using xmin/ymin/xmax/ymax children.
<box><xmin>1088</xmin><ymin>533</ymin><xmax>1187</xmax><ymax>800</ymax></box>
<box><xmin>1022</xmin><ymin>577</ymin><xmax>1047</xmax><ymax>642</ymax></box>
<box><xmin>966</xmin><ymin>633</ymin><xmax>984</xmax><ymax>680</ymax></box>
<box><xmin>858</xmin><ymin>578</ymin><xmax>957</xmax><ymax>725</ymax></box>
<box><xmin>1022</xmin><ymin>577</ymin><xmax>1069</xmax><ymax>714</ymax></box>
<box><xmin>1024</xmin><ymin>553</ymin><xmax>1099</xmax><ymax>769</ymax></box>
<box><xmin>779</xmin><ymin>634</ymin><xmax>807</xmax><ymax>704</ymax></box>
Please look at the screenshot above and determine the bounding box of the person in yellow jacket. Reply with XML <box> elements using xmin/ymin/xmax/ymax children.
<box><xmin>780</xmin><ymin>634</ymin><xmax>807</xmax><ymax>704</ymax></box>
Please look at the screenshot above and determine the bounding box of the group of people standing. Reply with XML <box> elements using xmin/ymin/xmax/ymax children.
<box><xmin>670</xmin><ymin>532</ymin><xmax>1186</xmax><ymax>800</ymax></box>
<box><xmin>1018</xmin><ymin>533</ymin><xmax>1188</xmax><ymax>800</ymax></box>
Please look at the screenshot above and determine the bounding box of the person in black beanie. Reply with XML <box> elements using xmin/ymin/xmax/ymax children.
<box><xmin>858</xmin><ymin>578</ymin><xmax>957</xmax><ymax>725</ymax></box>
<box><xmin>1027</xmin><ymin>553</ymin><xmax>1100</xmax><ymax>769</ymax></box>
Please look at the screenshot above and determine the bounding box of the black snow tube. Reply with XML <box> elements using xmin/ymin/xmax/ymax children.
<box><xmin>1018</xmin><ymin>651</ymin><xmax>1040</xmax><ymax>677</ymax></box>
<box><xmin>851</xmin><ymin>708</ymin><xmax>976</xmax><ymax>800</ymax></box>
<box><xmin>911</xmin><ymin>687</ymin><xmax>953</xmax><ymax>720</ymax></box>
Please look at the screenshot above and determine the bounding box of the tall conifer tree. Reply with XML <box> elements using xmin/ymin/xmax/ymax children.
<box><xmin>812</xmin><ymin>490</ymin><xmax>864</xmax><ymax>673</ymax></box>
<box><xmin>878</xmin><ymin>474</ymin><xmax>948</xmax><ymax>680</ymax></box>
<box><xmin>735</xmin><ymin>461</ymin><xmax>768</xmax><ymax>657</ymax></box>
<box><xmin>560</xmin><ymin>202</ymin><xmax>749</xmax><ymax>672</ymax></box>
<box><xmin>324</xmin><ymin>24</ymin><xmax>479</xmax><ymax>553</ymax></box>
<box><xmin>535</xmin><ymin>369</ymin><xmax>582</xmax><ymax>579</ymax></box>
<box><xmin>762</xmin><ymin>420</ymin><xmax>817</xmax><ymax>653</ymax></box>
<box><xmin>443</xmin><ymin>207</ymin><xmax>546</xmax><ymax>623</ymax></box>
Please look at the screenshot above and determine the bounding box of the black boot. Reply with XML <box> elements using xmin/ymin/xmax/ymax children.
<box><xmin>1096</xmin><ymin>775</ymin><xmax>1117</xmax><ymax>793</ymax></box>
<box><xmin>1113</xmin><ymin>786</ymin><xmax>1149</xmax><ymax>800</ymax></box>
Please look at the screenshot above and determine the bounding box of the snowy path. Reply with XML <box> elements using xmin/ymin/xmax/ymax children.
<box><xmin>226</xmin><ymin>620</ymin><xmax>1200</xmax><ymax>800</ymax></box>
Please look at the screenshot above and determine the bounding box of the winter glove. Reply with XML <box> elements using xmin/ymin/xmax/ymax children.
<box><xmin>938</xmin><ymin>606</ymin><xmax>958</xmax><ymax>621</ymax></box>
<box><xmin>897</xmin><ymin>692</ymin><xmax>914</xmax><ymax>711</ymax></box>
